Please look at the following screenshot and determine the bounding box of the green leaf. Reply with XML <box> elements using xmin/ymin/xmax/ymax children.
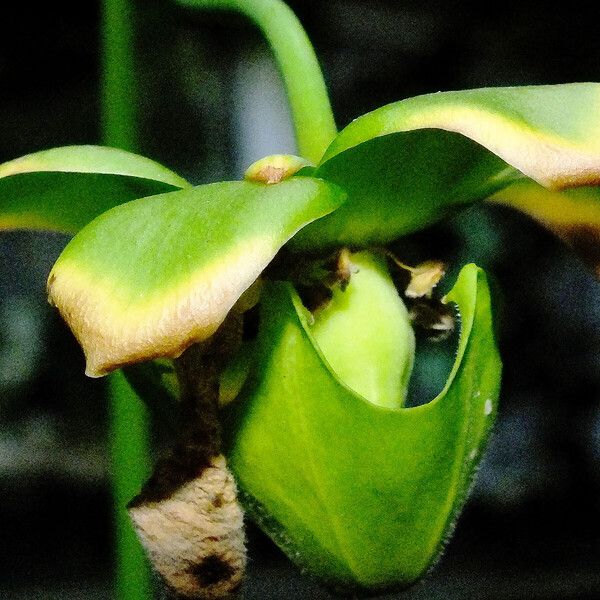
<box><xmin>225</xmin><ymin>264</ymin><xmax>501</xmax><ymax>594</ymax></box>
<box><xmin>0</xmin><ymin>145</ymin><xmax>189</xmax><ymax>233</ymax></box>
<box><xmin>47</xmin><ymin>177</ymin><xmax>345</xmax><ymax>377</ymax></box>
<box><xmin>291</xmin><ymin>83</ymin><xmax>600</xmax><ymax>250</ymax></box>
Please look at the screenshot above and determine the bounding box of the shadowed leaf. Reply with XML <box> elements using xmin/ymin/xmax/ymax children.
<box><xmin>0</xmin><ymin>145</ymin><xmax>189</xmax><ymax>233</ymax></box>
<box><xmin>489</xmin><ymin>181</ymin><xmax>600</xmax><ymax>278</ymax></box>
<box><xmin>291</xmin><ymin>83</ymin><xmax>600</xmax><ymax>250</ymax></box>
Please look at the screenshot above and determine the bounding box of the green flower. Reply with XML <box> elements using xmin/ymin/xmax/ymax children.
<box><xmin>2</xmin><ymin>2</ymin><xmax>600</xmax><ymax>594</ymax></box>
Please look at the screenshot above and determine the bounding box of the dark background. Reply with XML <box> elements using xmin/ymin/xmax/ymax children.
<box><xmin>1</xmin><ymin>1</ymin><xmax>600</xmax><ymax>598</ymax></box>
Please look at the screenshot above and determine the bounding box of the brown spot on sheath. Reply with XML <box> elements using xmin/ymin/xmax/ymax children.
<box><xmin>189</xmin><ymin>554</ymin><xmax>236</xmax><ymax>587</ymax></box>
<box><xmin>256</xmin><ymin>166</ymin><xmax>286</xmax><ymax>184</ymax></box>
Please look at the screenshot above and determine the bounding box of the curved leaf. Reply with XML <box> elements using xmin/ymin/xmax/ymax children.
<box><xmin>225</xmin><ymin>264</ymin><xmax>501</xmax><ymax>594</ymax></box>
<box><xmin>0</xmin><ymin>145</ymin><xmax>189</xmax><ymax>233</ymax></box>
<box><xmin>489</xmin><ymin>180</ymin><xmax>600</xmax><ymax>278</ymax></box>
<box><xmin>291</xmin><ymin>83</ymin><xmax>600</xmax><ymax>250</ymax></box>
<box><xmin>48</xmin><ymin>178</ymin><xmax>345</xmax><ymax>377</ymax></box>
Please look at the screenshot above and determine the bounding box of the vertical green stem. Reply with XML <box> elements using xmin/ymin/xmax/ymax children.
<box><xmin>176</xmin><ymin>0</ymin><xmax>338</xmax><ymax>164</ymax></box>
<box><xmin>102</xmin><ymin>0</ymin><xmax>138</xmax><ymax>150</ymax></box>
<box><xmin>108</xmin><ymin>371</ymin><xmax>153</xmax><ymax>600</ymax></box>
<box><xmin>101</xmin><ymin>1</ymin><xmax>152</xmax><ymax>598</ymax></box>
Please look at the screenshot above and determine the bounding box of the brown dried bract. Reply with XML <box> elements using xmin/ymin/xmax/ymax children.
<box><xmin>129</xmin><ymin>455</ymin><xmax>246</xmax><ymax>600</ymax></box>
<box><xmin>244</xmin><ymin>154</ymin><xmax>312</xmax><ymax>185</ymax></box>
<box><xmin>388</xmin><ymin>256</ymin><xmax>446</xmax><ymax>298</ymax></box>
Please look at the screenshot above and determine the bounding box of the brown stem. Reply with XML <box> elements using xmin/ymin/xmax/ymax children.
<box><xmin>128</xmin><ymin>314</ymin><xmax>246</xmax><ymax>600</ymax></box>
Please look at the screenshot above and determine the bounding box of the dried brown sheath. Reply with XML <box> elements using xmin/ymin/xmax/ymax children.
<box><xmin>129</xmin><ymin>317</ymin><xmax>246</xmax><ymax>599</ymax></box>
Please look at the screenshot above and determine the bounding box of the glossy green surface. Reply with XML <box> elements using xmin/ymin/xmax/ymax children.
<box><xmin>48</xmin><ymin>177</ymin><xmax>345</xmax><ymax>376</ymax></box>
<box><xmin>108</xmin><ymin>371</ymin><xmax>152</xmax><ymax>600</ymax></box>
<box><xmin>53</xmin><ymin>177</ymin><xmax>344</xmax><ymax>307</ymax></box>
<box><xmin>292</xmin><ymin>84</ymin><xmax>600</xmax><ymax>250</ymax></box>
<box><xmin>291</xmin><ymin>130</ymin><xmax>519</xmax><ymax>249</ymax></box>
<box><xmin>0</xmin><ymin>145</ymin><xmax>189</xmax><ymax>233</ymax></box>
<box><xmin>123</xmin><ymin>360</ymin><xmax>180</xmax><ymax>428</ymax></box>
<box><xmin>100</xmin><ymin>1</ymin><xmax>155</xmax><ymax>597</ymax></box>
<box><xmin>226</xmin><ymin>264</ymin><xmax>501</xmax><ymax>593</ymax></box>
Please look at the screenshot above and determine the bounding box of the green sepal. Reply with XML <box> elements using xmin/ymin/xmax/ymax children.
<box><xmin>219</xmin><ymin>341</ymin><xmax>254</xmax><ymax>407</ymax></box>
<box><xmin>224</xmin><ymin>264</ymin><xmax>501</xmax><ymax>594</ymax></box>
<box><xmin>0</xmin><ymin>145</ymin><xmax>189</xmax><ymax>233</ymax></box>
<box><xmin>48</xmin><ymin>177</ymin><xmax>346</xmax><ymax>376</ymax></box>
<box><xmin>290</xmin><ymin>83</ymin><xmax>600</xmax><ymax>250</ymax></box>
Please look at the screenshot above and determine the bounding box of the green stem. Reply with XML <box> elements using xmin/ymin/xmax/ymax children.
<box><xmin>176</xmin><ymin>0</ymin><xmax>337</xmax><ymax>164</ymax></box>
<box><xmin>101</xmin><ymin>1</ymin><xmax>152</xmax><ymax>598</ymax></box>
<box><xmin>102</xmin><ymin>0</ymin><xmax>138</xmax><ymax>150</ymax></box>
<box><xmin>108</xmin><ymin>371</ymin><xmax>153</xmax><ymax>600</ymax></box>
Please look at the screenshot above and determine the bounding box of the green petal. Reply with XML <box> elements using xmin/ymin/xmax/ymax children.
<box><xmin>0</xmin><ymin>145</ymin><xmax>189</xmax><ymax>233</ymax></box>
<box><xmin>47</xmin><ymin>178</ymin><xmax>345</xmax><ymax>377</ymax></box>
<box><xmin>291</xmin><ymin>83</ymin><xmax>600</xmax><ymax>250</ymax></box>
<box><xmin>225</xmin><ymin>264</ymin><xmax>501</xmax><ymax>593</ymax></box>
<box><xmin>310</xmin><ymin>250</ymin><xmax>415</xmax><ymax>409</ymax></box>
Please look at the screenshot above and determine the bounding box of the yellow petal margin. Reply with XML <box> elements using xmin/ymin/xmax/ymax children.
<box><xmin>47</xmin><ymin>179</ymin><xmax>345</xmax><ymax>377</ymax></box>
<box><xmin>48</xmin><ymin>238</ymin><xmax>273</xmax><ymax>377</ymax></box>
<box><xmin>322</xmin><ymin>83</ymin><xmax>600</xmax><ymax>189</ymax></box>
<box><xmin>490</xmin><ymin>181</ymin><xmax>600</xmax><ymax>278</ymax></box>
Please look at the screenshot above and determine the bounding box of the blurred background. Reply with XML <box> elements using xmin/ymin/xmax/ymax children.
<box><xmin>1</xmin><ymin>1</ymin><xmax>600</xmax><ymax>598</ymax></box>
